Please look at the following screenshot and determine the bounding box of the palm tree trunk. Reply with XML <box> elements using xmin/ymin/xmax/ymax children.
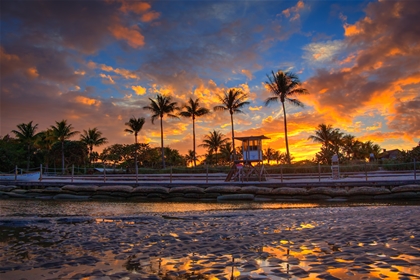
<box><xmin>230</xmin><ymin>113</ymin><xmax>236</xmax><ymax>162</ymax></box>
<box><xmin>61</xmin><ymin>140</ymin><xmax>65</xmax><ymax>174</ymax></box>
<box><xmin>27</xmin><ymin>144</ymin><xmax>31</xmax><ymax>171</ymax></box>
<box><xmin>160</xmin><ymin>117</ymin><xmax>165</xmax><ymax>168</ymax></box>
<box><xmin>282</xmin><ymin>102</ymin><xmax>291</xmax><ymax>164</ymax></box>
<box><xmin>192</xmin><ymin>116</ymin><xmax>196</xmax><ymax>167</ymax></box>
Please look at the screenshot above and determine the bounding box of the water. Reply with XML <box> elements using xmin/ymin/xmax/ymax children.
<box><xmin>1</xmin><ymin>200</ymin><xmax>420</xmax><ymax>279</ymax></box>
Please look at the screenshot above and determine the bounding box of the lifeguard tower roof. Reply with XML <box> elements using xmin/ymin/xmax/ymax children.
<box><xmin>234</xmin><ymin>135</ymin><xmax>270</xmax><ymax>141</ymax></box>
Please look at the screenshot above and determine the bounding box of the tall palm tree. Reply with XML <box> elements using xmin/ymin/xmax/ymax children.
<box><xmin>179</xmin><ymin>97</ymin><xmax>210</xmax><ymax>167</ymax></box>
<box><xmin>213</xmin><ymin>89</ymin><xmax>249</xmax><ymax>161</ymax></box>
<box><xmin>264</xmin><ymin>147</ymin><xmax>274</xmax><ymax>165</ymax></box>
<box><xmin>143</xmin><ymin>94</ymin><xmax>179</xmax><ymax>168</ymax></box>
<box><xmin>11</xmin><ymin>121</ymin><xmax>41</xmax><ymax>170</ymax></box>
<box><xmin>35</xmin><ymin>129</ymin><xmax>55</xmax><ymax>171</ymax></box>
<box><xmin>80</xmin><ymin>128</ymin><xmax>108</xmax><ymax>165</ymax></box>
<box><xmin>265</xmin><ymin>70</ymin><xmax>309</xmax><ymax>164</ymax></box>
<box><xmin>185</xmin><ymin>150</ymin><xmax>196</xmax><ymax>167</ymax></box>
<box><xmin>50</xmin><ymin>120</ymin><xmax>79</xmax><ymax>174</ymax></box>
<box><xmin>124</xmin><ymin>117</ymin><xmax>145</xmax><ymax>173</ymax></box>
<box><xmin>308</xmin><ymin>124</ymin><xmax>341</xmax><ymax>150</ymax></box>
<box><xmin>124</xmin><ymin>117</ymin><xmax>145</xmax><ymax>144</ymax></box>
<box><xmin>199</xmin><ymin>130</ymin><xmax>229</xmax><ymax>165</ymax></box>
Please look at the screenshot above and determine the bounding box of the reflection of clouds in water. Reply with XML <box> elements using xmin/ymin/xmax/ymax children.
<box><xmin>0</xmin><ymin>206</ymin><xmax>419</xmax><ymax>279</ymax></box>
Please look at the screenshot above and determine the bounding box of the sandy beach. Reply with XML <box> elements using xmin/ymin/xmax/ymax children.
<box><xmin>1</xmin><ymin>203</ymin><xmax>419</xmax><ymax>279</ymax></box>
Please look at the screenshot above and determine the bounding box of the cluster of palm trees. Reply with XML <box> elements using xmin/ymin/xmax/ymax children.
<box><xmin>7</xmin><ymin>70</ymin><xmax>310</xmax><ymax>171</ymax></box>
<box><xmin>308</xmin><ymin>124</ymin><xmax>382</xmax><ymax>164</ymax></box>
<box><xmin>124</xmin><ymin>70</ymin><xmax>308</xmax><ymax>168</ymax></box>
<box><xmin>10</xmin><ymin>120</ymin><xmax>107</xmax><ymax>173</ymax></box>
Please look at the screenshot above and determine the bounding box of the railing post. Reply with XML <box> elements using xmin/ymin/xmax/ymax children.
<box><xmin>40</xmin><ymin>164</ymin><xmax>43</xmax><ymax>181</ymax></box>
<box><xmin>414</xmin><ymin>159</ymin><xmax>417</xmax><ymax>180</ymax></box>
<box><xmin>170</xmin><ymin>166</ymin><xmax>172</xmax><ymax>183</ymax></box>
<box><xmin>15</xmin><ymin>165</ymin><xmax>18</xmax><ymax>181</ymax></box>
<box><xmin>365</xmin><ymin>162</ymin><xmax>368</xmax><ymax>181</ymax></box>
<box><xmin>71</xmin><ymin>165</ymin><xmax>74</xmax><ymax>182</ymax></box>
<box><xmin>206</xmin><ymin>164</ymin><xmax>209</xmax><ymax>184</ymax></box>
<box><xmin>103</xmin><ymin>164</ymin><xmax>106</xmax><ymax>182</ymax></box>
<box><xmin>318</xmin><ymin>163</ymin><xmax>321</xmax><ymax>182</ymax></box>
<box><xmin>280</xmin><ymin>165</ymin><xmax>283</xmax><ymax>183</ymax></box>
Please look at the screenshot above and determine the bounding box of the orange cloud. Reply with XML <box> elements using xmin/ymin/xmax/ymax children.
<box><xmin>241</xmin><ymin>69</ymin><xmax>254</xmax><ymax>80</ymax></box>
<box><xmin>75</xmin><ymin>96</ymin><xmax>101</xmax><ymax>106</ymax></box>
<box><xmin>141</xmin><ymin>11</ymin><xmax>160</xmax><ymax>22</ymax></box>
<box><xmin>119</xmin><ymin>1</ymin><xmax>151</xmax><ymax>14</ymax></box>
<box><xmin>131</xmin><ymin>85</ymin><xmax>147</xmax><ymax>95</ymax></box>
<box><xmin>26</xmin><ymin>67</ymin><xmax>39</xmax><ymax>78</ymax></box>
<box><xmin>109</xmin><ymin>24</ymin><xmax>145</xmax><ymax>48</ymax></box>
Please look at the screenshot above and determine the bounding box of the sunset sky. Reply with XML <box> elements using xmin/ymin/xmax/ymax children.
<box><xmin>1</xmin><ymin>0</ymin><xmax>419</xmax><ymax>161</ymax></box>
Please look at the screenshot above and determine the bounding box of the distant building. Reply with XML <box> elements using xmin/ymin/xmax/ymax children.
<box><xmin>378</xmin><ymin>149</ymin><xmax>402</xmax><ymax>160</ymax></box>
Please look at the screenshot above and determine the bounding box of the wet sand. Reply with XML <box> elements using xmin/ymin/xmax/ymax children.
<box><xmin>1</xmin><ymin>205</ymin><xmax>420</xmax><ymax>279</ymax></box>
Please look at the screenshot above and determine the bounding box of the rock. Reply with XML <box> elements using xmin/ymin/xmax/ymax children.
<box><xmin>205</xmin><ymin>186</ymin><xmax>241</xmax><ymax>193</ymax></box>
<box><xmin>62</xmin><ymin>185</ymin><xmax>98</xmax><ymax>192</ymax></box>
<box><xmin>240</xmin><ymin>186</ymin><xmax>273</xmax><ymax>195</ymax></box>
<box><xmin>348</xmin><ymin>187</ymin><xmax>390</xmax><ymax>195</ymax></box>
<box><xmin>97</xmin><ymin>185</ymin><xmax>133</xmax><ymax>193</ymax></box>
<box><xmin>271</xmin><ymin>187</ymin><xmax>308</xmax><ymax>195</ymax></box>
<box><xmin>217</xmin><ymin>194</ymin><xmax>255</xmax><ymax>201</ymax></box>
<box><xmin>132</xmin><ymin>186</ymin><xmax>169</xmax><ymax>194</ymax></box>
<box><xmin>91</xmin><ymin>194</ymin><xmax>124</xmax><ymax>200</ymax></box>
<box><xmin>374</xmin><ymin>192</ymin><xmax>418</xmax><ymax>200</ymax></box>
<box><xmin>391</xmin><ymin>184</ymin><xmax>420</xmax><ymax>193</ymax></box>
<box><xmin>0</xmin><ymin>185</ymin><xmax>16</xmax><ymax>192</ymax></box>
<box><xmin>306</xmin><ymin>194</ymin><xmax>332</xmax><ymax>200</ymax></box>
<box><xmin>326</xmin><ymin>197</ymin><xmax>348</xmax><ymax>202</ymax></box>
<box><xmin>308</xmin><ymin>187</ymin><xmax>347</xmax><ymax>196</ymax></box>
<box><xmin>53</xmin><ymin>194</ymin><xmax>90</xmax><ymax>200</ymax></box>
<box><xmin>169</xmin><ymin>186</ymin><xmax>205</xmax><ymax>193</ymax></box>
<box><xmin>0</xmin><ymin>191</ymin><xmax>27</xmax><ymax>198</ymax></box>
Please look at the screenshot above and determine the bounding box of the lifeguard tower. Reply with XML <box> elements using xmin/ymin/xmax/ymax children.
<box><xmin>225</xmin><ymin>135</ymin><xmax>270</xmax><ymax>182</ymax></box>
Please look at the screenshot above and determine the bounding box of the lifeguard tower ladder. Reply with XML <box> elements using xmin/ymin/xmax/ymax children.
<box><xmin>225</xmin><ymin>135</ymin><xmax>270</xmax><ymax>182</ymax></box>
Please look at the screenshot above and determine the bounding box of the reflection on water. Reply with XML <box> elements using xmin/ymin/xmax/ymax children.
<box><xmin>1</xmin><ymin>201</ymin><xmax>419</xmax><ymax>279</ymax></box>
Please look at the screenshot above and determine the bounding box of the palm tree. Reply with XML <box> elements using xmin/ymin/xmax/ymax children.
<box><xmin>50</xmin><ymin>120</ymin><xmax>79</xmax><ymax>174</ymax></box>
<box><xmin>179</xmin><ymin>98</ymin><xmax>210</xmax><ymax>167</ymax></box>
<box><xmin>199</xmin><ymin>130</ymin><xmax>229</xmax><ymax>165</ymax></box>
<box><xmin>264</xmin><ymin>147</ymin><xmax>274</xmax><ymax>165</ymax></box>
<box><xmin>143</xmin><ymin>94</ymin><xmax>179</xmax><ymax>168</ymax></box>
<box><xmin>265</xmin><ymin>70</ymin><xmax>309</xmax><ymax>164</ymax></box>
<box><xmin>124</xmin><ymin>117</ymin><xmax>145</xmax><ymax>173</ymax></box>
<box><xmin>308</xmin><ymin>124</ymin><xmax>341</xmax><ymax>150</ymax></box>
<box><xmin>213</xmin><ymin>89</ymin><xmax>249</xmax><ymax>161</ymax></box>
<box><xmin>80</xmin><ymin>128</ymin><xmax>108</xmax><ymax>165</ymax></box>
<box><xmin>11</xmin><ymin>121</ymin><xmax>41</xmax><ymax>170</ymax></box>
<box><xmin>185</xmin><ymin>150</ymin><xmax>196</xmax><ymax>167</ymax></box>
<box><xmin>35</xmin><ymin>129</ymin><xmax>55</xmax><ymax>171</ymax></box>
<box><xmin>220</xmin><ymin>142</ymin><xmax>233</xmax><ymax>164</ymax></box>
<box><xmin>124</xmin><ymin>117</ymin><xmax>145</xmax><ymax>144</ymax></box>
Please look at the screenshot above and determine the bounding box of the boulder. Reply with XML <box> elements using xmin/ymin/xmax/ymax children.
<box><xmin>308</xmin><ymin>187</ymin><xmax>347</xmax><ymax>196</ymax></box>
<box><xmin>348</xmin><ymin>187</ymin><xmax>390</xmax><ymax>195</ymax></box>
<box><xmin>217</xmin><ymin>194</ymin><xmax>255</xmax><ymax>201</ymax></box>
<box><xmin>0</xmin><ymin>185</ymin><xmax>16</xmax><ymax>192</ymax></box>
<box><xmin>132</xmin><ymin>186</ymin><xmax>169</xmax><ymax>194</ymax></box>
<box><xmin>271</xmin><ymin>187</ymin><xmax>308</xmax><ymax>195</ymax></box>
<box><xmin>53</xmin><ymin>194</ymin><xmax>90</xmax><ymax>200</ymax></box>
<box><xmin>240</xmin><ymin>186</ymin><xmax>273</xmax><ymax>195</ymax></box>
<box><xmin>205</xmin><ymin>186</ymin><xmax>241</xmax><ymax>193</ymax></box>
<box><xmin>62</xmin><ymin>185</ymin><xmax>98</xmax><ymax>192</ymax></box>
<box><xmin>375</xmin><ymin>192</ymin><xmax>419</xmax><ymax>200</ymax></box>
<box><xmin>169</xmin><ymin>186</ymin><xmax>205</xmax><ymax>193</ymax></box>
<box><xmin>97</xmin><ymin>185</ymin><xmax>133</xmax><ymax>193</ymax></box>
<box><xmin>391</xmin><ymin>184</ymin><xmax>420</xmax><ymax>193</ymax></box>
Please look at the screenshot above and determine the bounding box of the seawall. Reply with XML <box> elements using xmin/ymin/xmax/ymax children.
<box><xmin>1</xmin><ymin>180</ymin><xmax>420</xmax><ymax>202</ymax></box>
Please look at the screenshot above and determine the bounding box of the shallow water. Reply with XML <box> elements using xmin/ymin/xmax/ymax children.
<box><xmin>1</xmin><ymin>201</ymin><xmax>420</xmax><ymax>279</ymax></box>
